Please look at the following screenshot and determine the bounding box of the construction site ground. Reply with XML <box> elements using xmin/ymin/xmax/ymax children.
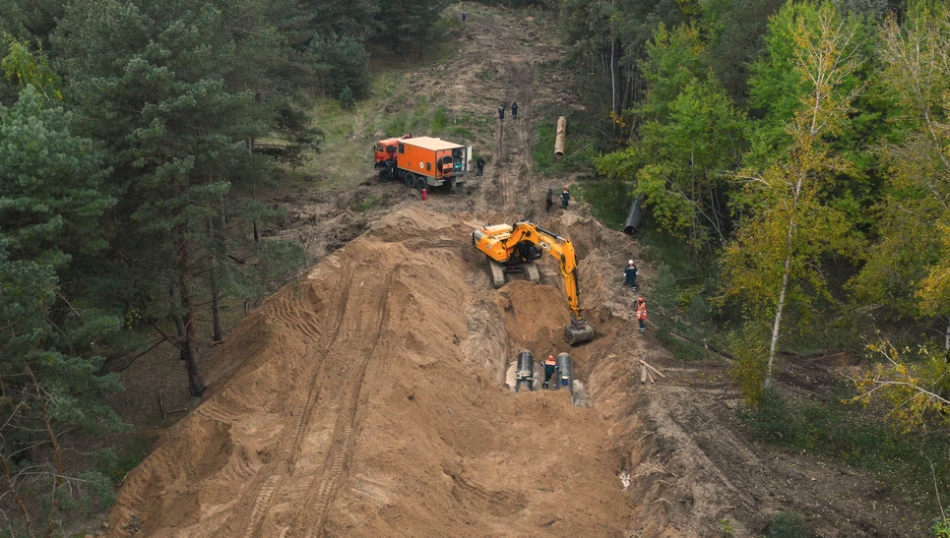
<box><xmin>104</xmin><ymin>4</ymin><xmax>922</xmax><ymax>537</ymax></box>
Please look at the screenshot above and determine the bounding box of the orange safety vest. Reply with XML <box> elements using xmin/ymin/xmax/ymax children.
<box><xmin>544</xmin><ymin>356</ymin><xmax>556</xmax><ymax>366</ymax></box>
<box><xmin>636</xmin><ymin>301</ymin><xmax>647</xmax><ymax>320</ymax></box>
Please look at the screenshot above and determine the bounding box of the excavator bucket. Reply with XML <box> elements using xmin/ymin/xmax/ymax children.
<box><xmin>565</xmin><ymin>319</ymin><xmax>594</xmax><ymax>345</ymax></box>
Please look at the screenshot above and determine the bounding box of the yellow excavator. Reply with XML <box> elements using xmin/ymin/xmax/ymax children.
<box><xmin>472</xmin><ymin>221</ymin><xmax>595</xmax><ymax>345</ymax></box>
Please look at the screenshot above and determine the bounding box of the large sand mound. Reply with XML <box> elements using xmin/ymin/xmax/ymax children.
<box><xmin>109</xmin><ymin>207</ymin><xmax>632</xmax><ymax>538</ymax></box>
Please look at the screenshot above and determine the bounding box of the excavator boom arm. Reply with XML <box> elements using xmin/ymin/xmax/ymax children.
<box><xmin>504</xmin><ymin>224</ymin><xmax>583</xmax><ymax>320</ymax></box>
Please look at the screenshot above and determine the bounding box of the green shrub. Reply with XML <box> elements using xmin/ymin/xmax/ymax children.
<box><xmin>770</xmin><ymin>511</ymin><xmax>809</xmax><ymax>538</ymax></box>
<box><xmin>738</xmin><ymin>388</ymin><xmax>794</xmax><ymax>443</ymax></box>
<box><xmin>433</xmin><ymin>106</ymin><xmax>448</xmax><ymax>130</ymax></box>
<box><xmin>573</xmin><ymin>180</ymin><xmax>632</xmax><ymax>230</ymax></box>
<box><xmin>338</xmin><ymin>86</ymin><xmax>355</xmax><ymax>110</ymax></box>
<box><xmin>719</xmin><ymin>519</ymin><xmax>736</xmax><ymax>538</ymax></box>
<box><xmin>933</xmin><ymin>520</ymin><xmax>950</xmax><ymax>538</ymax></box>
<box><xmin>729</xmin><ymin>324</ymin><xmax>771</xmax><ymax>406</ymax></box>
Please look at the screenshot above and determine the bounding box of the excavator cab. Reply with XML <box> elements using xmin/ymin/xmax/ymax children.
<box><xmin>514</xmin><ymin>241</ymin><xmax>543</xmax><ymax>263</ymax></box>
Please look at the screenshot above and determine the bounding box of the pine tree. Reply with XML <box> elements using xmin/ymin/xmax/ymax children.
<box><xmin>0</xmin><ymin>85</ymin><xmax>125</xmax><ymax>534</ymax></box>
<box><xmin>55</xmin><ymin>0</ymin><xmax>305</xmax><ymax>396</ymax></box>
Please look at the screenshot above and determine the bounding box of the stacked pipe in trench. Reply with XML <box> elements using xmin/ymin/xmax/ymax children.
<box><xmin>516</xmin><ymin>350</ymin><xmax>534</xmax><ymax>392</ymax></box>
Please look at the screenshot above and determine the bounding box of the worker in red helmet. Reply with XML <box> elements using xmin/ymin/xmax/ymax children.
<box><xmin>560</xmin><ymin>185</ymin><xmax>570</xmax><ymax>209</ymax></box>
<box><xmin>636</xmin><ymin>296</ymin><xmax>647</xmax><ymax>333</ymax></box>
<box><xmin>543</xmin><ymin>354</ymin><xmax>558</xmax><ymax>389</ymax></box>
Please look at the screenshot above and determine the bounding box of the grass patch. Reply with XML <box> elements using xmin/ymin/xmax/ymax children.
<box><xmin>351</xmin><ymin>193</ymin><xmax>387</xmax><ymax>212</ymax></box>
<box><xmin>449</xmin><ymin>126</ymin><xmax>475</xmax><ymax>140</ymax></box>
<box><xmin>433</xmin><ymin>106</ymin><xmax>449</xmax><ymax>130</ymax></box>
<box><xmin>533</xmin><ymin>111</ymin><xmax>599</xmax><ymax>174</ymax></box>
<box><xmin>740</xmin><ymin>388</ymin><xmax>950</xmax><ymax>524</ymax></box>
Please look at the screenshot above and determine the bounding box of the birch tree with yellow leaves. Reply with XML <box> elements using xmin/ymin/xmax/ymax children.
<box><xmin>848</xmin><ymin>1</ymin><xmax>950</xmax><ymax>429</ymax></box>
<box><xmin>723</xmin><ymin>2</ymin><xmax>866</xmax><ymax>396</ymax></box>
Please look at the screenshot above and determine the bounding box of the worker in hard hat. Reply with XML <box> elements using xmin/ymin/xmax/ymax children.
<box><xmin>498</xmin><ymin>104</ymin><xmax>506</xmax><ymax>120</ymax></box>
<box><xmin>636</xmin><ymin>297</ymin><xmax>647</xmax><ymax>333</ymax></box>
<box><xmin>560</xmin><ymin>185</ymin><xmax>570</xmax><ymax>209</ymax></box>
<box><xmin>542</xmin><ymin>354</ymin><xmax>558</xmax><ymax>389</ymax></box>
<box><xmin>623</xmin><ymin>261</ymin><xmax>638</xmax><ymax>291</ymax></box>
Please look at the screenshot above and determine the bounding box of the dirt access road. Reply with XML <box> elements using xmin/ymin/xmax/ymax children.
<box><xmin>105</xmin><ymin>4</ymin><xmax>921</xmax><ymax>538</ymax></box>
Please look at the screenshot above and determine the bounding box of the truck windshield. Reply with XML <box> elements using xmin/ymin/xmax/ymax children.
<box><xmin>386</xmin><ymin>145</ymin><xmax>397</xmax><ymax>153</ymax></box>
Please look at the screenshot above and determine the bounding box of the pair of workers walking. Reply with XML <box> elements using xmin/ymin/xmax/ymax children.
<box><xmin>498</xmin><ymin>102</ymin><xmax>519</xmax><ymax>120</ymax></box>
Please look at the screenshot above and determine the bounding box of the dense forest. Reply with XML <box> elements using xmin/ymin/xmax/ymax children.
<box><xmin>567</xmin><ymin>0</ymin><xmax>949</xmax><ymax>418</ymax></box>
<box><xmin>564</xmin><ymin>0</ymin><xmax>950</xmax><ymax>531</ymax></box>
<box><xmin>0</xmin><ymin>0</ymin><xmax>449</xmax><ymax>533</ymax></box>
<box><xmin>2</xmin><ymin>0</ymin><xmax>950</xmax><ymax>534</ymax></box>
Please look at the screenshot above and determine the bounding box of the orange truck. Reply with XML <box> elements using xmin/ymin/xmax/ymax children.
<box><xmin>374</xmin><ymin>135</ymin><xmax>470</xmax><ymax>191</ymax></box>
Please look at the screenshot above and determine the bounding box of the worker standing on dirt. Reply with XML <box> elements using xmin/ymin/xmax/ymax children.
<box><xmin>543</xmin><ymin>354</ymin><xmax>558</xmax><ymax>389</ymax></box>
<box><xmin>462</xmin><ymin>10</ymin><xmax>466</xmax><ymax>22</ymax></box>
<box><xmin>546</xmin><ymin>186</ymin><xmax>554</xmax><ymax>213</ymax></box>
<box><xmin>511</xmin><ymin>102</ymin><xmax>519</xmax><ymax>119</ymax></box>
<box><xmin>477</xmin><ymin>156</ymin><xmax>486</xmax><ymax>177</ymax></box>
<box><xmin>624</xmin><ymin>261</ymin><xmax>638</xmax><ymax>291</ymax></box>
<box><xmin>498</xmin><ymin>104</ymin><xmax>505</xmax><ymax>120</ymax></box>
<box><xmin>636</xmin><ymin>297</ymin><xmax>647</xmax><ymax>333</ymax></box>
<box><xmin>561</xmin><ymin>185</ymin><xmax>570</xmax><ymax>209</ymax></box>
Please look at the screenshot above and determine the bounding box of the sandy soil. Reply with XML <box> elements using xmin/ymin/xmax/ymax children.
<box><xmin>103</xmin><ymin>4</ymin><xmax>922</xmax><ymax>538</ymax></box>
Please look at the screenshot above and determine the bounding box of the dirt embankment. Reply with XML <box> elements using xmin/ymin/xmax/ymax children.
<box><xmin>108</xmin><ymin>208</ymin><xmax>635</xmax><ymax>538</ymax></box>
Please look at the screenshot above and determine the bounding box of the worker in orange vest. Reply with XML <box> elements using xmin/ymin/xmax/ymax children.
<box><xmin>542</xmin><ymin>354</ymin><xmax>558</xmax><ymax>389</ymax></box>
<box><xmin>636</xmin><ymin>296</ymin><xmax>647</xmax><ymax>333</ymax></box>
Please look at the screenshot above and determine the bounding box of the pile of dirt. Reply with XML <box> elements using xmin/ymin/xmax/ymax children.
<box><xmin>108</xmin><ymin>207</ymin><xmax>633</xmax><ymax>538</ymax></box>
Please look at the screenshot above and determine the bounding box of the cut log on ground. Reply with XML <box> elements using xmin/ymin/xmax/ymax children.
<box><xmin>640</xmin><ymin>360</ymin><xmax>666</xmax><ymax>379</ymax></box>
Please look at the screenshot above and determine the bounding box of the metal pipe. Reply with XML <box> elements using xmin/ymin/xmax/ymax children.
<box><xmin>623</xmin><ymin>195</ymin><xmax>644</xmax><ymax>236</ymax></box>
<box><xmin>556</xmin><ymin>352</ymin><xmax>573</xmax><ymax>390</ymax></box>
<box><xmin>516</xmin><ymin>350</ymin><xmax>534</xmax><ymax>391</ymax></box>
<box><xmin>554</xmin><ymin>117</ymin><xmax>566</xmax><ymax>157</ymax></box>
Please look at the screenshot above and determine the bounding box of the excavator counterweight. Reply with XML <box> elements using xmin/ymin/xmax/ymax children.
<box><xmin>472</xmin><ymin>221</ymin><xmax>594</xmax><ymax>345</ymax></box>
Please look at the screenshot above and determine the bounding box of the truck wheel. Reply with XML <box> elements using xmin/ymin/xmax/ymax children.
<box><xmin>404</xmin><ymin>172</ymin><xmax>415</xmax><ymax>188</ymax></box>
<box><xmin>379</xmin><ymin>170</ymin><xmax>392</xmax><ymax>182</ymax></box>
<box><xmin>415</xmin><ymin>177</ymin><xmax>427</xmax><ymax>191</ymax></box>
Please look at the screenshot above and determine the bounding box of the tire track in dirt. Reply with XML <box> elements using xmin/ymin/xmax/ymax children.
<box><xmin>221</xmin><ymin>269</ymin><xmax>357</xmax><ymax>538</ymax></box>
<box><xmin>292</xmin><ymin>268</ymin><xmax>397</xmax><ymax>538</ymax></box>
<box><xmin>493</xmin><ymin>61</ymin><xmax>534</xmax><ymax>218</ymax></box>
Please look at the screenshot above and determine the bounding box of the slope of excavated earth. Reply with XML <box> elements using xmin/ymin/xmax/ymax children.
<box><xmin>108</xmin><ymin>208</ymin><xmax>632</xmax><ymax>538</ymax></box>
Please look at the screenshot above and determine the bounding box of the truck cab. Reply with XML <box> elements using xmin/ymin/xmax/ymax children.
<box><xmin>373</xmin><ymin>138</ymin><xmax>400</xmax><ymax>168</ymax></box>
